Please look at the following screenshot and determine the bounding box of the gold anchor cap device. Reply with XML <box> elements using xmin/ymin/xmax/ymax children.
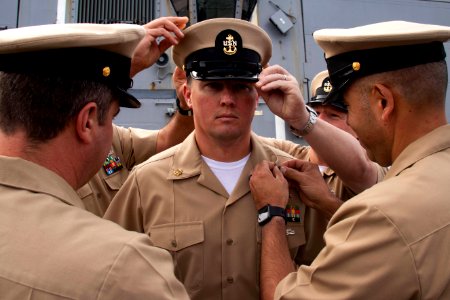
<box><xmin>172</xmin><ymin>18</ymin><xmax>272</xmax><ymax>82</ymax></box>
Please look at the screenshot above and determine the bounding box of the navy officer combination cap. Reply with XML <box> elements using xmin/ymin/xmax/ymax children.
<box><xmin>0</xmin><ymin>23</ymin><xmax>146</xmax><ymax>108</ymax></box>
<box><xmin>313</xmin><ymin>21</ymin><xmax>450</xmax><ymax>104</ymax></box>
<box><xmin>173</xmin><ymin>18</ymin><xmax>272</xmax><ymax>82</ymax></box>
<box><xmin>308</xmin><ymin>70</ymin><xmax>347</xmax><ymax>112</ymax></box>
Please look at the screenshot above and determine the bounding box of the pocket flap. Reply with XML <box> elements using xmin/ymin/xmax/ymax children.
<box><xmin>150</xmin><ymin>221</ymin><xmax>204</xmax><ymax>251</ymax></box>
<box><xmin>103</xmin><ymin>171</ymin><xmax>125</xmax><ymax>191</ymax></box>
<box><xmin>77</xmin><ymin>183</ymin><xmax>93</xmax><ymax>198</ymax></box>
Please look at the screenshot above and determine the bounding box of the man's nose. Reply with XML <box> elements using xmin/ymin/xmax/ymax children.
<box><xmin>220</xmin><ymin>87</ymin><xmax>236</xmax><ymax>105</ymax></box>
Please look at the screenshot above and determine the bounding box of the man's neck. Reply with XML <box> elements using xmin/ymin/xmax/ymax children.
<box><xmin>0</xmin><ymin>130</ymin><xmax>81</xmax><ymax>190</ymax></box>
<box><xmin>391</xmin><ymin>108</ymin><xmax>447</xmax><ymax>162</ymax></box>
<box><xmin>195</xmin><ymin>133</ymin><xmax>252</xmax><ymax>162</ymax></box>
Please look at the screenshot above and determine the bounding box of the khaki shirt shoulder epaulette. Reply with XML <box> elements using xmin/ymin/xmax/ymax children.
<box><xmin>105</xmin><ymin>132</ymin><xmax>307</xmax><ymax>300</ymax></box>
<box><xmin>275</xmin><ymin>124</ymin><xmax>450</xmax><ymax>299</ymax></box>
<box><xmin>77</xmin><ymin>124</ymin><xmax>159</xmax><ymax>216</ymax></box>
<box><xmin>0</xmin><ymin>157</ymin><xmax>189</xmax><ymax>299</ymax></box>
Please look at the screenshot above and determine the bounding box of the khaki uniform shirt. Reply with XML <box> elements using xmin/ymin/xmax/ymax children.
<box><xmin>275</xmin><ymin>124</ymin><xmax>450</xmax><ymax>299</ymax></box>
<box><xmin>260</xmin><ymin>137</ymin><xmax>387</xmax><ymax>264</ymax></box>
<box><xmin>77</xmin><ymin>125</ymin><xmax>158</xmax><ymax>216</ymax></box>
<box><xmin>0</xmin><ymin>156</ymin><xmax>188</xmax><ymax>300</ymax></box>
<box><xmin>105</xmin><ymin>132</ymin><xmax>307</xmax><ymax>300</ymax></box>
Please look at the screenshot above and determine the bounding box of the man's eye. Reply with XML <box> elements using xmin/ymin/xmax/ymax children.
<box><xmin>235</xmin><ymin>84</ymin><xmax>251</xmax><ymax>92</ymax></box>
<box><xmin>206</xmin><ymin>82</ymin><xmax>222</xmax><ymax>90</ymax></box>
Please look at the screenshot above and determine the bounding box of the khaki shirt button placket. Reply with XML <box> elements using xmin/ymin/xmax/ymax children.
<box><xmin>227</xmin><ymin>276</ymin><xmax>234</xmax><ymax>284</ymax></box>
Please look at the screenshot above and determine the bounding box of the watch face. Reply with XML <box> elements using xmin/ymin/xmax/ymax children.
<box><xmin>258</xmin><ymin>211</ymin><xmax>269</xmax><ymax>223</ymax></box>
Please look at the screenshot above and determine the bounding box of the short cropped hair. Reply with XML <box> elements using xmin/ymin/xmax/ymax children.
<box><xmin>0</xmin><ymin>72</ymin><xmax>115</xmax><ymax>143</ymax></box>
<box><xmin>355</xmin><ymin>60</ymin><xmax>448</xmax><ymax>106</ymax></box>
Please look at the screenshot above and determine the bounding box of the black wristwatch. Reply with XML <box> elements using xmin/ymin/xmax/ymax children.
<box><xmin>258</xmin><ymin>205</ymin><xmax>287</xmax><ymax>226</ymax></box>
<box><xmin>176</xmin><ymin>98</ymin><xmax>193</xmax><ymax>116</ymax></box>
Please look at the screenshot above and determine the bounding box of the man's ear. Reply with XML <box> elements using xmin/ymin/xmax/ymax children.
<box><xmin>75</xmin><ymin>102</ymin><xmax>98</xmax><ymax>144</ymax></box>
<box><xmin>184</xmin><ymin>84</ymin><xmax>193</xmax><ymax>108</ymax></box>
<box><xmin>372</xmin><ymin>83</ymin><xmax>394</xmax><ymax>122</ymax></box>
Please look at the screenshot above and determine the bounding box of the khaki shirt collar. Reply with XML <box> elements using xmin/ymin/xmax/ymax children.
<box><xmin>168</xmin><ymin>131</ymin><xmax>282</xmax><ymax>200</ymax></box>
<box><xmin>168</xmin><ymin>132</ymin><xmax>280</xmax><ymax>179</ymax></box>
<box><xmin>386</xmin><ymin>124</ymin><xmax>450</xmax><ymax>180</ymax></box>
<box><xmin>0</xmin><ymin>156</ymin><xmax>85</xmax><ymax>208</ymax></box>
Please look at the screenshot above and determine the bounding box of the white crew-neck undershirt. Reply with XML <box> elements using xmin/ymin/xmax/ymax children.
<box><xmin>202</xmin><ymin>154</ymin><xmax>251</xmax><ymax>195</ymax></box>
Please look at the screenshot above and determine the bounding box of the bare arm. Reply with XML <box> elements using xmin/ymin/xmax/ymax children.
<box><xmin>256</xmin><ymin>65</ymin><xmax>378</xmax><ymax>194</ymax></box>
<box><xmin>249</xmin><ymin>159</ymin><xmax>343</xmax><ymax>299</ymax></box>
<box><xmin>129</xmin><ymin>17</ymin><xmax>193</xmax><ymax>153</ymax></box>
<box><xmin>249</xmin><ymin>161</ymin><xmax>295</xmax><ymax>300</ymax></box>
<box><xmin>156</xmin><ymin>66</ymin><xmax>194</xmax><ymax>152</ymax></box>
<box><xmin>300</xmin><ymin>121</ymin><xmax>378</xmax><ymax>194</ymax></box>
<box><xmin>260</xmin><ymin>218</ymin><xmax>295</xmax><ymax>300</ymax></box>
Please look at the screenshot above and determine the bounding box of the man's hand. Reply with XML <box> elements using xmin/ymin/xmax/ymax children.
<box><xmin>130</xmin><ymin>16</ymin><xmax>188</xmax><ymax>77</ymax></box>
<box><xmin>255</xmin><ymin>65</ymin><xmax>309</xmax><ymax>130</ymax></box>
<box><xmin>281</xmin><ymin>159</ymin><xmax>343</xmax><ymax>219</ymax></box>
<box><xmin>249</xmin><ymin>161</ymin><xmax>289</xmax><ymax>210</ymax></box>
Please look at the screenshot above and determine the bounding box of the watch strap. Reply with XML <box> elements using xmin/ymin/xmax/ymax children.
<box><xmin>258</xmin><ymin>205</ymin><xmax>287</xmax><ymax>226</ymax></box>
<box><xmin>176</xmin><ymin>97</ymin><xmax>193</xmax><ymax>116</ymax></box>
<box><xmin>290</xmin><ymin>106</ymin><xmax>317</xmax><ymax>137</ymax></box>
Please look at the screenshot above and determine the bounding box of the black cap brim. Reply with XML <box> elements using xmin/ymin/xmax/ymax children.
<box><xmin>323</xmin><ymin>78</ymin><xmax>351</xmax><ymax>106</ymax></box>
<box><xmin>116</xmin><ymin>87</ymin><xmax>141</xmax><ymax>108</ymax></box>
<box><xmin>185</xmin><ymin>47</ymin><xmax>262</xmax><ymax>82</ymax></box>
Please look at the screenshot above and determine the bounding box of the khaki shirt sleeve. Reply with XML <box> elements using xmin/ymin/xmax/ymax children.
<box><xmin>275</xmin><ymin>201</ymin><xmax>419</xmax><ymax>299</ymax></box>
<box><xmin>258</xmin><ymin>137</ymin><xmax>310</xmax><ymax>159</ymax></box>
<box><xmin>114</xmin><ymin>125</ymin><xmax>159</xmax><ymax>169</ymax></box>
<box><xmin>99</xmin><ymin>235</ymin><xmax>189</xmax><ymax>300</ymax></box>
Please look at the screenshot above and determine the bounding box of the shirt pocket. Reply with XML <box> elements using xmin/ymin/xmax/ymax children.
<box><xmin>150</xmin><ymin>221</ymin><xmax>204</xmax><ymax>293</ymax></box>
<box><xmin>286</xmin><ymin>223</ymin><xmax>306</xmax><ymax>254</ymax></box>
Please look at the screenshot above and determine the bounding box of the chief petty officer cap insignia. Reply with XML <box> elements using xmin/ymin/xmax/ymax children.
<box><xmin>307</xmin><ymin>70</ymin><xmax>347</xmax><ymax>112</ymax></box>
<box><xmin>313</xmin><ymin>20</ymin><xmax>450</xmax><ymax>104</ymax></box>
<box><xmin>172</xmin><ymin>18</ymin><xmax>272</xmax><ymax>82</ymax></box>
<box><xmin>0</xmin><ymin>23</ymin><xmax>146</xmax><ymax>108</ymax></box>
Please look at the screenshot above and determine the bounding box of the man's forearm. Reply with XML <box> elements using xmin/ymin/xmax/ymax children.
<box><xmin>302</xmin><ymin>119</ymin><xmax>378</xmax><ymax>193</ymax></box>
<box><xmin>260</xmin><ymin>217</ymin><xmax>296</xmax><ymax>300</ymax></box>
<box><xmin>155</xmin><ymin>111</ymin><xmax>194</xmax><ymax>153</ymax></box>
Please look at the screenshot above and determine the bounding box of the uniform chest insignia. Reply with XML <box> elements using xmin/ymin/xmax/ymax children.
<box><xmin>285</xmin><ymin>204</ymin><xmax>301</xmax><ymax>222</ymax></box>
<box><xmin>173</xmin><ymin>168</ymin><xmax>183</xmax><ymax>176</ymax></box>
<box><xmin>102</xmin><ymin>149</ymin><xmax>123</xmax><ymax>176</ymax></box>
